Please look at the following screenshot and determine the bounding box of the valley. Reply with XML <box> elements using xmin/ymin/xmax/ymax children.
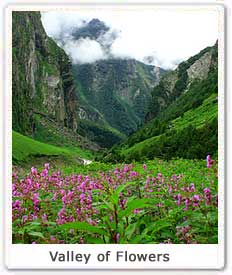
<box><xmin>11</xmin><ymin>11</ymin><xmax>218</xmax><ymax>245</ymax></box>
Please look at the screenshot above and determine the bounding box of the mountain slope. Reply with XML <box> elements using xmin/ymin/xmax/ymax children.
<box><xmin>104</xmin><ymin>42</ymin><xmax>218</xmax><ymax>162</ymax></box>
<box><xmin>12</xmin><ymin>11</ymin><xmax>102</xmax><ymax>166</ymax></box>
<box><xmin>73</xmin><ymin>59</ymin><xmax>165</xmax><ymax>136</ymax></box>
<box><xmin>12</xmin><ymin>11</ymin><xmax>78</xmax><ymax>136</ymax></box>
<box><xmin>13</xmin><ymin>131</ymin><xmax>94</xmax><ymax>166</ymax></box>
<box><xmin>52</xmin><ymin>18</ymin><xmax>166</xmax><ymax>146</ymax></box>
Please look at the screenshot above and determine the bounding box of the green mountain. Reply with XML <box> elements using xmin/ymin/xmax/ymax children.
<box><xmin>12</xmin><ymin>11</ymin><xmax>218</xmax><ymax>165</ymax></box>
<box><xmin>55</xmin><ymin>19</ymin><xmax>166</xmax><ymax>147</ymax></box>
<box><xmin>12</xmin><ymin>11</ymin><xmax>100</xmax><ymax>161</ymax></box>
<box><xmin>104</xmin><ymin>42</ymin><xmax>218</xmax><ymax>162</ymax></box>
<box><xmin>73</xmin><ymin>59</ymin><xmax>165</xmax><ymax>137</ymax></box>
<box><xmin>12</xmin><ymin>11</ymin><xmax>78</xmax><ymax>135</ymax></box>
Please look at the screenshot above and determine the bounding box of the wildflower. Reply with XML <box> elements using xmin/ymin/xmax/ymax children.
<box><xmin>157</xmin><ymin>173</ymin><xmax>162</xmax><ymax>180</ymax></box>
<box><xmin>80</xmin><ymin>193</ymin><xmax>85</xmax><ymax>200</ymax></box>
<box><xmin>184</xmin><ymin>198</ymin><xmax>189</xmax><ymax>211</ymax></box>
<box><xmin>204</xmin><ymin>187</ymin><xmax>212</xmax><ymax>205</ymax></box>
<box><xmin>206</xmin><ymin>155</ymin><xmax>214</xmax><ymax>168</ymax></box>
<box><xmin>176</xmin><ymin>193</ymin><xmax>182</xmax><ymax>206</ymax></box>
<box><xmin>41</xmin><ymin>169</ymin><xmax>48</xmax><ymax>177</ymax></box>
<box><xmin>143</xmin><ymin>164</ymin><xmax>147</xmax><ymax>170</ymax></box>
<box><xmin>31</xmin><ymin>167</ymin><xmax>37</xmax><ymax>174</ymax></box>
<box><xmin>189</xmin><ymin>183</ymin><xmax>195</xmax><ymax>192</ymax></box>
<box><xmin>192</xmin><ymin>194</ymin><xmax>200</xmax><ymax>207</ymax></box>
<box><xmin>134</xmin><ymin>209</ymin><xmax>140</xmax><ymax>214</ymax></box>
<box><xmin>129</xmin><ymin>171</ymin><xmax>138</xmax><ymax>177</ymax></box>
<box><xmin>116</xmin><ymin>233</ymin><xmax>120</xmax><ymax>243</ymax></box>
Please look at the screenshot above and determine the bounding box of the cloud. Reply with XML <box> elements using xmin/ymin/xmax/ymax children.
<box><xmin>41</xmin><ymin>11</ymin><xmax>86</xmax><ymax>40</ymax></box>
<box><xmin>41</xmin><ymin>9</ymin><xmax>218</xmax><ymax>69</ymax></box>
<box><xmin>63</xmin><ymin>38</ymin><xmax>107</xmax><ymax>64</ymax></box>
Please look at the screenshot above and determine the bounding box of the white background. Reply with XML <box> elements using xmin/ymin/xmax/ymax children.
<box><xmin>0</xmin><ymin>0</ymin><xmax>231</xmax><ymax>274</ymax></box>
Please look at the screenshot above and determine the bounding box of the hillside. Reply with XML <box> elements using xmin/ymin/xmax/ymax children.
<box><xmin>12</xmin><ymin>11</ymin><xmax>78</xmax><ymax>135</ymax></box>
<box><xmin>12</xmin><ymin>11</ymin><xmax>102</xmax><ymax>161</ymax></box>
<box><xmin>12</xmin><ymin>131</ymin><xmax>94</xmax><ymax>167</ymax></box>
<box><xmin>73</xmin><ymin>59</ymin><xmax>164</xmax><ymax>138</ymax></box>
<box><xmin>12</xmin><ymin>12</ymin><xmax>218</xmax><ymax>163</ymax></box>
<box><xmin>103</xmin><ymin>42</ymin><xmax>218</xmax><ymax>162</ymax></box>
<box><xmin>54</xmin><ymin>18</ymin><xmax>166</xmax><ymax>146</ymax></box>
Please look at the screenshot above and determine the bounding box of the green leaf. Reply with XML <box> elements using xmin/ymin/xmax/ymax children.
<box><xmin>99</xmin><ymin>199</ymin><xmax>114</xmax><ymax>211</ymax></box>
<box><xmin>119</xmin><ymin>198</ymin><xmax>158</xmax><ymax>218</ymax></box>
<box><xmin>110</xmin><ymin>181</ymin><xmax>136</xmax><ymax>205</ymax></box>
<box><xmin>60</xmin><ymin>222</ymin><xmax>107</xmax><ymax>236</ymax></box>
<box><xmin>140</xmin><ymin>219</ymin><xmax>172</xmax><ymax>236</ymax></box>
<box><xmin>28</xmin><ymin>232</ymin><xmax>45</xmax><ymax>239</ymax></box>
<box><xmin>124</xmin><ymin>222</ymin><xmax>137</xmax><ymax>240</ymax></box>
<box><xmin>85</xmin><ymin>236</ymin><xmax>105</xmax><ymax>244</ymax></box>
<box><xmin>44</xmin><ymin>221</ymin><xmax>57</xmax><ymax>226</ymax></box>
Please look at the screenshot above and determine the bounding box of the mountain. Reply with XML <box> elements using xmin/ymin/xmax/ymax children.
<box><xmin>54</xmin><ymin>18</ymin><xmax>166</xmax><ymax>147</ymax></box>
<box><xmin>72</xmin><ymin>18</ymin><xmax>110</xmax><ymax>41</ymax></box>
<box><xmin>12</xmin><ymin>11</ymin><xmax>78</xmax><ymax>135</ymax></box>
<box><xmin>12</xmin><ymin>11</ymin><xmax>217</xmax><ymax>164</ymax></box>
<box><xmin>12</xmin><ymin>11</ymin><xmax>100</xmax><ymax>159</ymax></box>
<box><xmin>73</xmin><ymin>59</ymin><xmax>165</xmax><ymax>137</ymax></box>
<box><xmin>104</xmin><ymin>42</ymin><xmax>218</xmax><ymax>162</ymax></box>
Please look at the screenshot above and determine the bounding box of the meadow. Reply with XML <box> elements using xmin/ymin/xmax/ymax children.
<box><xmin>12</xmin><ymin>157</ymin><xmax>218</xmax><ymax>244</ymax></box>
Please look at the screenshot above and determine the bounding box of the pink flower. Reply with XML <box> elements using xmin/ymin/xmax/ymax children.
<box><xmin>134</xmin><ymin>209</ymin><xmax>140</xmax><ymax>214</ymax></box>
<box><xmin>50</xmin><ymin>236</ymin><xmax>56</xmax><ymax>241</ymax></box>
<box><xmin>184</xmin><ymin>199</ymin><xmax>189</xmax><ymax>211</ymax></box>
<box><xmin>129</xmin><ymin>171</ymin><xmax>138</xmax><ymax>177</ymax></box>
<box><xmin>116</xmin><ymin>233</ymin><xmax>120</xmax><ymax>243</ymax></box>
<box><xmin>44</xmin><ymin>163</ymin><xmax>50</xmax><ymax>170</ymax></box>
<box><xmin>80</xmin><ymin>193</ymin><xmax>85</xmax><ymax>200</ymax></box>
<box><xmin>31</xmin><ymin>167</ymin><xmax>37</xmax><ymax>174</ymax></box>
<box><xmin>32</xmin><ymin>193</ymin><xmax>40</xmax><ymax>206</ymax></box>
<box><xmin>41</xmin><ymin>169</ymin><xmax>48</xmax><ymax>177</ymax></box>
<box><xmin>204</xmin><ymin>187</ymin><xmax>211</xmax><ymax>194</ymax></box>
<box><xmin>204</xmin><ymin>188</ymin><xmax>212</xmax><ymax>205</ymax></box>
<box><xmin>157</xmin><ymin>173</ymin><xmax>162</xmax><ymax>180</ymax></box>
<box><xmin>206</xmin><ymin>155</ymin><xmax>214</xmax><ymax>168</ymax></box>
<box><xmin>42</xmin><ymin>213</ymin><xmax>48</xmax><ymax>223</ymax></box>
<box><xmin>143</xmin><ymin>164</ymin><xmax>147</xmax><ymax>170</ymax></box>
<box><xmin>193</xmin><ymin>194</ymin><xmax>200</xmax><ymax>201</ymax></box>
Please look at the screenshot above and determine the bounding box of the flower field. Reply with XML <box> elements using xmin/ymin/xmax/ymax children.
<box><xmin>12</xmin><ymin>157</ymin><xmax>218</xmax><ymax>244</ymax></box>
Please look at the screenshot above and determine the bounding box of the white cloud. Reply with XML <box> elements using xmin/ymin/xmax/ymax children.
<box><xmin>41</xmin><ymin>8</ymin><xmax>218</xmax><ymax>69</ymax></box>
<box><xmin>63</xmin><ymin>38</ymin><xmax>107</xmax><ymax>64</ymax></box>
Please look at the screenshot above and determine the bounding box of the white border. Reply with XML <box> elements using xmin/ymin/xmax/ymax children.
<box><xmin>4</xmin><ymin>3</ymin><xmax>225</xmax><ymax>270</ymax></box>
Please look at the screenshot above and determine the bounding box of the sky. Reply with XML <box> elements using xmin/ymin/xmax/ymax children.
<box><xmin>41</xmin><ymin>8</ymin><xmax>219</xmax><ymax>70</ymax></box>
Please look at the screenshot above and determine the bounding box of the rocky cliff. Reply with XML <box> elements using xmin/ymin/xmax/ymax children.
<box><xmin>146</xmin><ymin>42</ymin><xmax>218</xmax><ymax>121</ymax></box>
<box><xmin>12</xmin><ymin>12</ymin><xmax>78</xmax><ymax>135</ymax></box>
<box><xmin>73</xmin><ymin>58</ymin><xmax>165</xmax><ymax>136</ymax></box>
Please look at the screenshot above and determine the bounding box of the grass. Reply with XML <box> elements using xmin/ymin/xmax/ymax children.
<box><xmin>12</xmin><ymin>131</ymin><xmax>93</xmax><ymax>165</ymax></box>
<box><xmin>61</xmin><ymin>158</ymin><xmax>207</xmax><ymax>177</ymax></box>
<box><xmin>172</xmin><ymin>93</ymin><xmax>217</xmax><ymax>130</ymax></box>
<box><xmin>120</xmin><ymin>94</ymin><xmax>217</xmax><ymax>158</ymax></box>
